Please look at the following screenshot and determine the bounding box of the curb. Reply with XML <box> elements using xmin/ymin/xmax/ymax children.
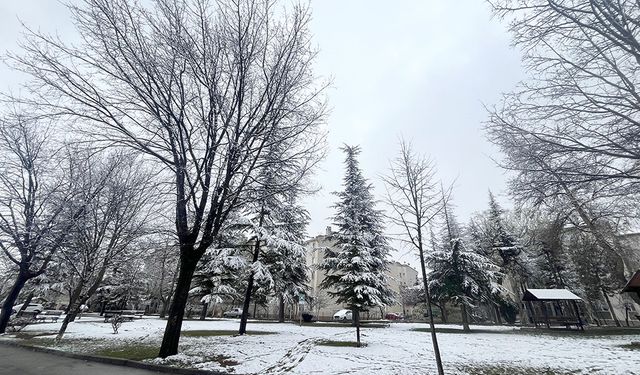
<box><xmin>0</xmin><ymin>339</ymin><xmax>235</xmax><ymax>375</ymax></box>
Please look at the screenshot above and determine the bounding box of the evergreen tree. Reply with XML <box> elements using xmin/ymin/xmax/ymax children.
<box><xmin>428</xmin><ymin>202</ymin><xmax>500</xmax><ymax>331</ymax></box>
<box><xmin>469</xmin><ymin>192</ymin><xmax>527</xmax><ymax>323</ymax></box>
<box><xmin>486</xmin><ymin>191</ymin><xmax>523</xmax><ymax>269</ymax></box>
<box><xmin>235</xmin><ymin>122</ymin><xmax>317</xmax><ymax>334</ymax></box>
<box><xmin>528</xmin><ymin>214</ymin><xmax>574</xmax><ymax>289</ymax></box>
<box><xmin>261</xmin><ymin>197</ymin><xmax>310</xmax><ymax>322</ymax></box>
<box><xmin>565</xmin><ymin>228</ymin><xmax>627</xmax><ymax>327</ymax></box>
<box><xmin>320</xmin><ymin>145</ymin><xmax>394</xmax><ymax>347</ymax></box>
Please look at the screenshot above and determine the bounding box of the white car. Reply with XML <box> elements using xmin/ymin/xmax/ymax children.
<box><xmin>12</xmin><ymin>303</ymin><xmax>44</xmax><ymax>315</ymax></box>
<box><xmin>223</xmin><ymin>308</ymin><xmax>244</xmax><ymax>318</ymax></box>
<box><xmin>333</xmin><ymin>309</ymin><xmax>352</xmax><ymax>321</ymax></box>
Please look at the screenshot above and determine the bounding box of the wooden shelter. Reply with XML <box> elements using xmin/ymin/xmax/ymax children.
<box><xmin>522</xmin><ymin>289</ymin><xmax>584</xmax><ymax>330</ymax></box>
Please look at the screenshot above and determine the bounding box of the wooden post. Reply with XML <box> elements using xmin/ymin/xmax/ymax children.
<box><xmin>542</xmin><ymin>302</ymin><xmax>550</xmax><ymax>329</ymax></box>
<box><xmin>526</xmin><ymin>301</ymin><xmax>538</xmax><ymax>328</ymax></box>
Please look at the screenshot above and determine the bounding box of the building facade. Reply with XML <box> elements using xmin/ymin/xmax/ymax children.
<box><xmin>304</xmin><ymin>227</ymin><xmax>419</xmax><ymax>319</ymax></box>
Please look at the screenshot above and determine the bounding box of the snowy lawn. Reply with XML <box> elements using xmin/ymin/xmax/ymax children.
<box><xmin>2</xmin><ymin>316</ymin><xmax>638</xmax><ymax>374</ymax></box>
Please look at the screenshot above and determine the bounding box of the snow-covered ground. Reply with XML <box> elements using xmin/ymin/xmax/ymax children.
<box><xmin>3</xmin><ymin>316</ymin><xmax>639</xmax><ymax>374</ymax></box>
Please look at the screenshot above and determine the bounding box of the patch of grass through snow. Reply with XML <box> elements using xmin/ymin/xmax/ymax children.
<box><xmin>299</xmin><ymin>322</ymin><xmax>389</xmax><ymax>328</ymax></box>
<box><xmin>181</xmin><ymin>329</ymin><xmax>276</xmax><ymax>337</ymax></box>
<box><xmin>518</xmin><ymin>327</ymin><xmax>640</xmax><ymax>338</ymax></box>
<box><xmin>411</xmin><ymin>327</ymin><xmax>508</xmax><ymax>334</ymax></box>
<box><xmin>619</xmin><ymin>342</ymin><xmax>640</xmax><ymax>351</ymax></box>
<box><xmin>316</xmin><ymin>339</ymin><xmax>367</xmax><ymax>347</ymax></box>
<box><xmin>457</xmin><ymin>364</ymin><xmax>578</xmax><ymax>375</ymax></box>
<box><xmin>92</xmin><ymin>344</ymin><xmax>159</xmax><ymax>361</ymax></box>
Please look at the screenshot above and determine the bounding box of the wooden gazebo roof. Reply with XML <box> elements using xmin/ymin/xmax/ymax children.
<box><xmin>522</xmin><ymin>289</ymin><xmax>582</xmax><ymax>302</ymax></box>
<box><xmin>622</xmin><ymin>270</ymin><xmax>640</xmax><ymax>293</ymax></box>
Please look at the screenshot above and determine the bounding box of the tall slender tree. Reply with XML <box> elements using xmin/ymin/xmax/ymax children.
<box><xmin>320</xmin><ymin>145</ymin><xmax>394</xmax><ymax>347</ymax></box>
<box><xmin>382</xmin><ymin>139</ymin><xmax>445</xmax><ymax>374</ymax></box>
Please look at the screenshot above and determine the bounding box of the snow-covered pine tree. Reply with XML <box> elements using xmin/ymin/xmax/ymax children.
<box><xmin>320</xmin><ymin>145</ymin><xmax>394</xmax><ymax>347</ymax></box>
<box><xmin>528</xmin><ymin>214</ymin><xmax>574</xmax><ymax>289</ymax></box>
<box><xmin>486</xmin><ymin>191</ymin><xmax>523</xmax><ymax>270</ymax></box>
<box><xmin>468</xmin><ymin>192</ymin><xmax>527</xmax><ymax>323</ymax></box>
<box><xmin>236</xmin><ymin>128</ymin><xmax>316</xmax><ymax>334</ymax></box>
<box><xmin>191</xmin><ymin>242</ymin><xmax>248</xmax><ymax>320</ymax></box>
<box><xmin>428</xmin><ymin>201</ymin><xmax>500</xmax><ymax>331</ymax></box>
<box><xmin>261</xmin><ymin>196</ymin><xmax>310</xmax><ymax>322</ymax></box>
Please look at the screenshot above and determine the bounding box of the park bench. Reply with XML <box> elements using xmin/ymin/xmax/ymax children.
<box><xmin>34</xmin><ymin>310</ymin><xmax>64</xmax><ymax>323</ymax></box>
<box><xmin>103</xmin><ymin>309</ymin><xmax>145</xmax><ymax>322</ymax></box>
<box><xmin>541</xmin><ymin>316</ymin><xmax>583</xmax><ymax>330</ymax></box>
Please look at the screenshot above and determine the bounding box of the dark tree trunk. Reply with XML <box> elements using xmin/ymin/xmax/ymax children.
<box><xmin>159</xmin><ymin>299</ymin><xmax>168</xmax><ymax>319</ymax></box>
<box><xmin>440</xmin><ymin>303</ymin><xmax>448</xmax><ymax>324</ymax></box>
<box><xmin>278</xmin><ymin>294</ymin><xmax>285</xmax><ymax>323</ymax></box>
<box><xmin>161</xmin><ymin>260</ymin><xmax>180</xmax><ymax>319</ymax></box>
<box><xmin>16</xmin><ymin>291</ymin><xmax>35</xmax><ymax>317</ymax></box>
<box><xmin>200</xmin><ymin>302</ymin><xmax>208</xmax><ymax>321</ymax></box>
<box><xmin>0</xmin><ymin>272</ymin><xmax>28</xmax><ymax>333</ymax></box>
<box><xmin>158</xmin><ymin>253</ymin><xmax>199</xmax><ymax>358</ymax></box>
<box><xmin>417</xmin><ymin>236</ymin><xmax>444</xmax><ymax>375</ymax></box>
<box><xmin>354</xmin><ymin>308</ymin><xmax>361</xmax><ymax>347</ymax></box>
<box><xmin>63</xmin><ymin>283</ymin><xmax>85</xmax><ymax>325</ymax></box>
<box><xmin>239</xmin><ymin>273</ymin><xmax>256</xmax><ymax>335</ymax></box>
<box><xmin>239</xmin><ymin>208</ymin><xmax>264</xmax><ymax>335</ymax></box>
<box><xmin>253</xmin><ymin>300</ymin><xmax>258</xmax><ymax>319</ymax></box>
<box><xmin>461</xmin><ymin>304</ymin><xmax>470</xmax><ymax>332</ymax></box>
<box><xmin>602</xmin><ymin>289</ymin><xmax>621</xmax><ymax>327</ymax></box>
<box><xmin>495</xmin><ymin>305</ymin><xmax>502</xmax><ymax>324</ymax></box>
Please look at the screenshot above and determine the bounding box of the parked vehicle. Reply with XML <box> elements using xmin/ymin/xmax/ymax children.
<box><xmin>12</xmin><ymin>303</ymin><xmax>44</xmax><ymax>315</ymax></box>
<box><xmin>385</xmin><ymin>312</ymin><xmax>403</xmax><ymax>320</ymax></box>
<box><xmin>332</xmin><ymin>309</ymin><xmax>352</xmax><ymax>321</ymax></box>
<box><xmin>223</xmin><ymin>308</ymin><xmax>245</xmax><ymax>318</ymax></box>
<box><xmin>301</xmin><ymin>312</ymin><xmax>315</xmax><ymax>323</ymax></box>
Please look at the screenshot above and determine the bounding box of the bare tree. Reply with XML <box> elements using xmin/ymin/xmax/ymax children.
<box><xmin>382</xmin><ymin>139</ymin><xmax>446</xmax><ymax>375</ymax></box>
<box><xmin>55</xmin><ymin>151</ymin><xmax>156</xmax><ymax>340</ymax></box>
<box><xmin>9</xmin><ymin>0</ymin><xmax>326</xmax><ymax>356</ymax></box>
<box><xmin>144</xmin><ymin>237</ymin><xmax>180</xmax><ymax>318</ymax></box>
<box><xmin>487</xmin><ymin>0</ymin><xmax>640</xmax><ymax>270</ymax></box>
<box><xmin>488</xmin><ymin>0</ymin><xmax>640</xmax><ymax>187</ymax></box>
<box><xmin>0</xmin><ymin>114</ymin><xmax>113</xmax><ymax>333</ymax></box>
<box><xmin>486</xmin><ymin>125</ymin><xmax>640</xmax><ymax>272</ymax></box>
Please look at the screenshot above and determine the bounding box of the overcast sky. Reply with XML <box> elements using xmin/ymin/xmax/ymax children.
<box><xmin>0</xmin><ymin>1</ymin><xmax>525</xmax><ymax>266</ymax></box>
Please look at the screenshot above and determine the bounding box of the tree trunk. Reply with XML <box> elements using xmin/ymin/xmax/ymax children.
<box><xmin>460</xmin><ymin>304</ymin><xmax>470</xmax><ymax>332</ymax></box>
<box><xmin>587</xmin><ymin>301</ymin><xmax>601</xmax><ymax>326</ymax></box>
<box><xmin>239</xmin><ymin>208</ymin><xmax>265</xmax><ymax>335</ymax></box>
<box><xmin>239</xmin><ymin>273</ymin><xmax>255</xmax><ymax>335</ymax></box>
<box><xmin>16</xmin><ymin>291</ymin><xmax>35</xmax><ymax>318</ymax></box>
<box><xmin>495</xmin><ymin>305</ymin><xmax>502</xmax><ymax>325</ymax></box>
<box><xmin>253</xmin><ymin>300</ymin><xmax>258</xmax><ymax>319</ymax></box>
<box><xmin>278</xmin><ymin>294</ymin><xmax>285</xmax><ymax>323</ymax></box>
<box><xmin>160</xmin><ymin>298</ymin><xmax>169</xmax><ymax>319</ymax></box>
<box><xmin>354</xmin><ymin>308</ymin><xmax>361</xmax><ymax>347</ymax></box>
<box><xmin>417</xmin><ymin>238</ymin><xmax>444</xmax><ymax>374</ymax></box>
<box><xmin>62</xmin><ymin>282</ymin><xmax>85</xmax><ymax>325</ymax></box>
<box><xmin>602</xmin><ymin>289</ymin><xmax>621</xmax><ymax>327</ymax></box>
<box><xmin>161</xmin><ymin>260</ymin><xmax>180</xmax><ymax>319</ymax></box>
<box><xmin>200</xmin><ymin>302</ymin><xmax>208</xmax><ymax>321</ymax></box>
<box><xmin>158</xmin><ymin>253</ymin><xmax>199</xmax><ymax>358</ymax></box>
<box><xmin>440</xmin><ymin>303</ymin><xmax>448</xmax><ymax>324</ymax></box>
<box><xmin>0</xmin><ymin>272</ymin><xmax>28</xmax><ymax>333</ymax></box>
